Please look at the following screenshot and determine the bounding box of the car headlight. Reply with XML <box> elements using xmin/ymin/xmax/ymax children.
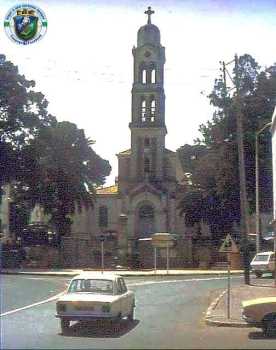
<box><xmin>57</xmin><ymin>303</ymin><xmax>66</xmax><ymax>312</ymax></box>
<box><xmin>102</xmin><ymin>304</ymin><xmax>111</xmax><ymax>313</ymax></box>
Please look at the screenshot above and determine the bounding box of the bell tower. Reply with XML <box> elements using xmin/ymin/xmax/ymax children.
<box><xmin>129</xmin><ymin>7</ymin><xmax>166</xmax><ymax>184</ymax></box>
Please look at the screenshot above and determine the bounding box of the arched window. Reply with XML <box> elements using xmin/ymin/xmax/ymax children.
<box><xmin>99</xmin><ymin>206</ymin><xmax>108</xmax><ymax>227</ymax></box>
<box><xmin>141</xmin><ymin>99</ymin><xmax>146</xmax><ymax>122</ymax></box>
<box><xmin>151</xmin><ymin>69</ymin><xmax>156</xmax><ymax>83</ymax></box>
<box><xmin>142</xmin><ymin>69</ymin><xmax>147</xmax><ymax>84</ymax></box>
<box><xmin>144</xmin><ymin>137</ymin><xmax>150</xmax><ymax>147</ymax></box>
<box><xmin>144</xmin><ymin>157</ymin><xmax>150</xmax><ymax>173</ymax></box>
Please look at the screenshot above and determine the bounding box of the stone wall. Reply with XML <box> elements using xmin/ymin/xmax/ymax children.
<box><xmin>61</xmin><ymin>235</ymin><xmax>94</xmax><ymax>268</ymax></box>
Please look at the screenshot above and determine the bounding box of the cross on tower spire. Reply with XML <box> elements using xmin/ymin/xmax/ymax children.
<box><xmin>144</xmin><ymin>6</ymin><xmax>154</xmax><ymax>24</ymax></box>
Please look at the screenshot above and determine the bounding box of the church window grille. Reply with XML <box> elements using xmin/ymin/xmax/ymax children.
<box><xmin>150</xmin><ymin>99</ymin><xmax>156</xmax><ymax>121</ymax></box>
<box><xmin>139</xmin><ymin>205</ymin><xmax>154</xmax><ymax>219</ymax></box>
<box><xmin>144</xmin><ymin>157</ymin><xmax>150</xmax><ymax>173</ymax></box>
<box><xmin>99</xmin><ymin>206</ymin><xmax>108</xmax><ymax>227</ymax></box>
<box><xmin>141</xmin><ymin>99</ymin><xmax>146</xmax><ymax>122</ymax></box>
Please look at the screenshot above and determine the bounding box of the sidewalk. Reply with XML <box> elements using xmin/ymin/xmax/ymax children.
<box><xmin>205</xmin><ymin>278</ymin><xmax>276</xmax><ymax>327</ymax></box>
<box><xmin>0</xmin><ymin>267</ymin><xmax>243</xmax><ymax>277</ymax></box>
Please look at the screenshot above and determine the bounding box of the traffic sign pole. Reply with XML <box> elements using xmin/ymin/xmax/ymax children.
<box><xmin>227</xmin><ymin>254</ymin><xmax>231</xmax><ymax>319</ymax></box>
<box><xmin>154</xmin><ymin>246</ymin><xmax>157</xmax><ymax>274</ymax></box>
<box><xmin>101</xmin><ymin>240</ymin><xmax>104</xmax><ymax>274</ymax></box>
<box><xmin>166</xmin><ymin>241</ymin><xmax>169</xmax><ymax>274</ymax></box>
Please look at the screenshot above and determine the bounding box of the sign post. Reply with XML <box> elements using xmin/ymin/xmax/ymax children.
<box><xmin>166</xmin><ymin>241</ymin><xmax>169</xmax><ymax>275</ymax></box>
<box><xmin>219</xmin><ymin>234</ymin><xmax>239</xmax><ymax>319</ymax></box>
<box><xmin>227</xmin><ymin>254</ymin><xmax>231</xmax><ymax>319</ymax></box>
<box><xmin>98</xmin><ymin>234</ymin><xmax>106</xmax><ymax>274</ymax></box>
<box><xmin>154</xmin><ymin>246</ymin><xmax>157</xmax><ymax>274</ymax></box>
<box><xmin>151</xmin><ymin>233</ymin><xmax>175</xmax><ymax>274</ymax></box>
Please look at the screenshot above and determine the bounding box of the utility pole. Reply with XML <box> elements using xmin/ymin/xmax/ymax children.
<box><xmin>255</xmin><ymin>122</ymin><xmax>272</xmax><ymax>253</ymax></box>
<box><xmin>234</xmin><ymin>54</ymin><xmax>250</xmax><ymax>284</ymax></box>
<box><xmin>220</xmin><ymin>56</ymin><xmax>250</xmax><ymax>284</ymax></box>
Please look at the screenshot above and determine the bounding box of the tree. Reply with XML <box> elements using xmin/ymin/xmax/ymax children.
<box><xmin>0</xmin><ymin>54</ymin><xmax>56</xmax><ymax>188</ymax></box>
<box><xmin>178</xmin><ymin>55</ymin><xmax>276</xmax><ymax>242</ymax></box>
<box><xmin>16</xmin><ymin>121</ymin><xmax>111</xmax><ymax>242</ymax></box>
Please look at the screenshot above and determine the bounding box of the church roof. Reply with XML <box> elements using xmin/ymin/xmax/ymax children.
<box><xmin>137</xmin><ymin>24</ymin><xmax>160</xmax><ymax>47</ymax></box>
<box><xmin>137</xmin><ymin>6</ymin><xmax>160</xmax><ymax>47</ymax></box>
<box><xmin>96</xmin><ymin>184</ymin><xmax>118</xmax><ymax>195</ymax></box>
<box><xmin>165</xmin><ymin>148</ymin><xmax>175</xmax><ymax>154</ymax></box>
<box><xmin>117</xmin><ymin>149</ymin><xmax>131</xmax><ymax>156</ymax></box>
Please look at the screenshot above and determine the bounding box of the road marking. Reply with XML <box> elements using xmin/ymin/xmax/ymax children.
<box><xmin>1</xmin><ymin>275</ymin><xmax>242</xmax><ymax>317</ymax></box>
<box><xmin>128</xmin><ymin>275</ymin><xmax>242</xmax><ymax>287</ymax></box>
<box><xmin>0</xmin><ymin>291</ymin><xmax>65</xmax><ymax>317</ymax></box>
<box><xmin>25</xmin><ymin>277</ymin><xmax>57</xmax><ymax>281</ymax></box>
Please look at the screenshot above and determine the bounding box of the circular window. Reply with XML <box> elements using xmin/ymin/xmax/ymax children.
<box><xmin>144</xmin><ymin>51</ymin><xmax>151</xmax><ymax>57</ymax></box>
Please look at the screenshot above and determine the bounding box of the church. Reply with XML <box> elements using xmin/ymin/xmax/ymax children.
<box><xmin>64</xmin><ymin>7</ymin><xmax>201</xmax><ymax>268</ymax></box>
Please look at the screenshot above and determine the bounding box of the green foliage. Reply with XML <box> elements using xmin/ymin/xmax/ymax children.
<box><xmin>17</xmin><ymin>121</ymin><xmax>111</xmax><ymax>238</ymax></box>
<box><xmin>178</xmin><ymin>54</ymin><xmax>276</xmax><ymax>238</ymax></box>
<box><xmin>0</xmin><ymin>55</ymin><xmax>111</xmax><ymax>242</ymax></box>
<box><xmin>0</xmin><ymin>54</ymin><xmax>56</xmax><ymax>188</ymax></box>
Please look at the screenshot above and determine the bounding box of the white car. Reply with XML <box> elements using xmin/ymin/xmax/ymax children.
<box><xmin>250</xmin><ymin>251</ymin><xmax>275</xmax><ymax>278</ymax></box>
<box><xmin>55</xmin><ymin>272</ymin><xmax>135</xmax><ymax>333</ymax></box>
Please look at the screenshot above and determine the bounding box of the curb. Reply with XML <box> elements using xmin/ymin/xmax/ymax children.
<box><xmin>205</xmin><ymin>318</ymin><xmax>251</xmax><ymax>328</ymax></box>
<box><xmin>205</xmin><ymin>290</ymin><xmax>250</xmax><ymax>328</ymax></box>
<box><xmin>0</xmin><ymin>271</ymin><xmax>80</xmax><ymax>277</ymax></box>
<box><xmin>0</xmin><ymin>270</ymin><xmax>244</xmax><ymax>277</ymax></box>
<box><xmin>205</xmin><ymin>290</ymin><xmax>226</xmax><ymax>318</ymax></box>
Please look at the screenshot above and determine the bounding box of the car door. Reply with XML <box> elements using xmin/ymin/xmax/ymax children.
<box><xmin>117</xmin><ymin>278</ymin><xmax>129</xmax><ymax>316</ymax></box>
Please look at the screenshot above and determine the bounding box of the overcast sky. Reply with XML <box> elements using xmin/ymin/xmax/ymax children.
<box><xmin>0</xmin><ymin>0</ymin><xmax>275</xmax><ymax>185</ymax></box>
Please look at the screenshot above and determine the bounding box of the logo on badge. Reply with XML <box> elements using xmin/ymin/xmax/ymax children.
<box><xmin>4</xmin><ymin>4</ymin><xmax>47</xmax><ymax>45</ymax></box>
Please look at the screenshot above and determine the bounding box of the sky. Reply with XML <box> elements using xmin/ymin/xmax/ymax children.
<box><xmin>0</xmin><ymin>0</ymin><xmax>275</xmax><ymax>185</ymax></box>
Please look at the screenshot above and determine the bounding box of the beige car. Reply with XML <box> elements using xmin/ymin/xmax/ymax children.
<box><xmin>56</xmin><ymin>272</ymin><xmax>135</xmax><ymax>334</ymax></box>
<box><xmin>242</xmin><ymin>297</ymin><xmax>276</xmax><ymax>336</ymax></box>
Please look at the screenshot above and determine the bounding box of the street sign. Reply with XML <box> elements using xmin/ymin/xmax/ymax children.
<box><xmin>219</xmin><ymin>234</ymin><xmax>239</xmax><ymax>253</ymax></box>
<box><xmin>151</xmin><ymin>232</ymin><xmax>175</xmax><ymax>248</ymax></box>
<box><xmin>151</xmin><ymin>240</ymin><xmax>174</xmax><ymax>248</ymax></box>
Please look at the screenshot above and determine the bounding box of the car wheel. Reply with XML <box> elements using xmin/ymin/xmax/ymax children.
<box><xmin>255</xmin><ymin>271</ymin><xmax>262</xmax><ymax>278</ymax></box>
<box><xmin>60</xmin><ymin>319</ymin><xmax>70</xmax><ymax>334</ymax></box>
<box><xmin>127</xmin><ymin>305</ymin><xmax>135</xmax><ymax>322</ymax></box>
<box><xmin>263</xmin><ymin>314</ymin><xmax>276</xmax><ymax>337</ymax></box>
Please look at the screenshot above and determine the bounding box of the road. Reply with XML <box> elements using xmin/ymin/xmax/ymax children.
<box><xmin>1</xmin><ymin>274</ymin><xmax>276</xmax><ymax>349</ymax></box>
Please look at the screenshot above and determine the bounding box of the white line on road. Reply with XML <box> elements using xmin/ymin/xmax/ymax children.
<box><xmin>0</xmin><ymin>291</ymin><xmax>65</xmax><ymax>317</ymax></box>
<box><xmin>1</xmin><ymin>275</ymin><xmax>242</xmax><ymax>317</ymax></box>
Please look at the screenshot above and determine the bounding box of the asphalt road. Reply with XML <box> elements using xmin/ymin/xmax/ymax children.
<box><xmin>1</xmin><ymin>274</ymin><xmax>276</xmax><ymax>349</ymax></box>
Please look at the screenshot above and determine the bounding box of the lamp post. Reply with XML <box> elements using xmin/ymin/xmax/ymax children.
<box><xmin>255</xmin><ymin>122</ymin><xmax>272</xmax><ymax>253</ymax></box>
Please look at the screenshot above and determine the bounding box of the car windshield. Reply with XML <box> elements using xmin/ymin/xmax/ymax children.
<box><xmin>253</xmin><ymin>254</ymin><xmax>270</xmax><ymax>262</ymax></box>
<box><xmin>68</xmin><ymin>279</ymin><xmax>114</xmax><ymax>294</ymax></box>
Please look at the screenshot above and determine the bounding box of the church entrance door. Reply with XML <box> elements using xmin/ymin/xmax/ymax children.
<box><xmin>138</xmin><ymin>204</ymin><xmax>155</xmax><ymax>237</ymax></box>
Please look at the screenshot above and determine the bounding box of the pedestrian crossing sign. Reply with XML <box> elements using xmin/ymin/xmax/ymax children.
<box><xmin>219</xmin><ymin>234</ymin><xmax>239</xmax><ymax>253</ymax></box>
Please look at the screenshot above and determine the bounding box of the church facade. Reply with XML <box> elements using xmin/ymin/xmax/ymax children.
<box><xmin>66</xmin><ymin>8</ymin><xmax>197</xmax><ymax>268</ymax></box>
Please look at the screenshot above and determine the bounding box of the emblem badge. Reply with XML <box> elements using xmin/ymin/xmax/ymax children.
<box><xmin>4</xmin><ymin>4</ymin><xmax>47</xmax><ymax>45</ymax></box>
